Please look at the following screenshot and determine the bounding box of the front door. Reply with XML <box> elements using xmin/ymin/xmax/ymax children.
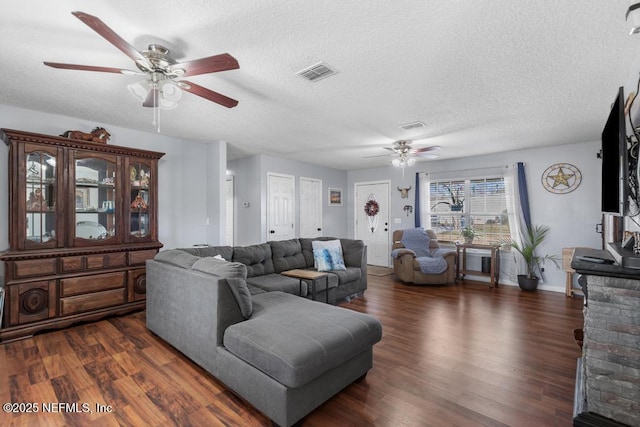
<box><xmin>267</xmin><ymin>173</ymin><xmax>295</xmax><ymax>241</ymax></box>
<box><xmin>300</xmin><ymin>177</ymin><xmax>323</xmax><ymax>238</ymax></box>
<box><xmin>355</xmin><ymin>181</ymin><xmax>390</xmax><ymax>266</ymax></box>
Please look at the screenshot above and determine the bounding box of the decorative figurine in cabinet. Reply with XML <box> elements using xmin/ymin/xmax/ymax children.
<box><xmin>0</xmin><ymin>129</ymin><xmax>164</xmax><ymax>343</ymax></box>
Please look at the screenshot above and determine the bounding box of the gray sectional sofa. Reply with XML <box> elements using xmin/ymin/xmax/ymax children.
<box><xmin>146</xmin><ymin>242</ymin><xmax>382</xmax><ymax>427</ymax></box>
<box><xmin>178</xmin><ymin>237</ymin><xmax>368</xmax><ymax>304</ymax></box>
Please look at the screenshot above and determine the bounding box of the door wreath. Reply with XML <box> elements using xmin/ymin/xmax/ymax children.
<box><xmin>364</xmin><ymin>200</ymin><xmax>379</xmax><ymax>217</ymax></box>
<box><xmin>364</xmin><ymin>196</ymin><xmax>379</xmax><ymax>233</ymax></box>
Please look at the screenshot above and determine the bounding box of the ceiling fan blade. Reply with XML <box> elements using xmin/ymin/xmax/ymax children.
<box><xmin>363</xmin><ymin>154</ymin><xmax>394</xmax><ymax>158</ymax></box>
<box><xmin>71</xmin><ymin>11</ymin><xmax>149</xmax><ymax>68</ymax></box>
<box><xmin>178</xmin><ymin>80</ymin><xmax>238</xmax><ymax>108</ymax></box>
<box><xmin>414</xmin><ymin>145</ymin><xmax>442</xmax><ymax>153</ymax></box>
<box><xmin>415</xmin><ymin>152</ymin><xmax>439</xmax><ymax>159</ymax></box>
<box><xmin>170</xmin><ymin>53</ymin><xmax>239</xmax><ymax>77</ymax></box>
<box><xmin>142</xmin><ymin>86</ymin><xmax>160</xmax><ymax>108</ymax></box>
<box><xmin>382</xmin><ymin>147</ymin><xmax>396</xmax><ymax>152</ymax></box>
<box><xmin>43</xmin><ymin>61</ymin><xmax>141</xmax><ymax>74</ymax></box>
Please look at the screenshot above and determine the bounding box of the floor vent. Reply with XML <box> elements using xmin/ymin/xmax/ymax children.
<box><xmin>296</xmin><ymin>62</ymin><xmax>338</xmax><ymax>82</ymax></box>
<box><xmin>398</xmin><ymin>121</ymin><xmax>427</xmax><ymax>131</ymax></box>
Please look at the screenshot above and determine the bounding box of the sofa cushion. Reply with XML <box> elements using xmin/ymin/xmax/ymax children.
<box><xmin>223</xmin><ymin>291</ymin><xmax>382</xmax><ymax>388</ymax></box>
<box><xmin>312</xmin><ymin>240</ymin><xmax>346</xmax><ymax>271</ymax></box>
<box><xmin>192</xmin><ymin>257</ymin><xmax>247</xmax><ymax>279</ymax></box>
<box><xmin>178</xmin><ymin>245</ymin><xmax>234</xmax><ymax>261</ymax></box>
<box><xmin>269</xmin><ymin>239</ymin><xmax>307</xmax><ymax>273</ymax></box>
<box><xmin>246</xmin><ymin>274</ymin><xmax>306</xmax><ymax>296</ymax></box>
<box><xmin>154</xmin><ymin>249</ymin><xmax>201</xmax><ymax>269</ymax></box>
<box><xmin>339</xmin><ymin>238</ymin><xmax>365</xmax><ymax>267</ymax></box>
<box><xmin>326</xmin><ymin>266</ymin><xmax>361</xmax><ymax>284</ymax></box>
<box><xmin>232</xmin><ymin>244</ymin><xmax>275</xmax><ymax>277</ymax></box>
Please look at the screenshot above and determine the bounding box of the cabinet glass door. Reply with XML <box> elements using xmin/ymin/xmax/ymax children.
<box><xmin>73</xmin><ymin>154</ymin><xmax>118</xmax><ymax>245</ymax></box>
<box><xmin>129</xmin><ymin>159</ymin><xmax>152</xmax><ymax>240</ymax></box>
<box><xmin>25</xmin><ymin>151</ymin><xmax>58</xmax><ymax>248</ymax></box>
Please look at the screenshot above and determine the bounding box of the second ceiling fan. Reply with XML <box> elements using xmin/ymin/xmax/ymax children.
<box><xmin>44</xmin><ymin>11</ymin><xmax>240</xmax><ymax>109</ymax></box>
<box><xmin>370</xmin><ymin>140</ymin><xmax>441</xmax><ymax>166</ymax></box>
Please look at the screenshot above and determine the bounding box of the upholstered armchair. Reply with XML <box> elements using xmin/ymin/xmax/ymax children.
<box><xmin>392</xmin><ymin>229</ymin><xmax>457</xmax><ymax>285</ymax></box>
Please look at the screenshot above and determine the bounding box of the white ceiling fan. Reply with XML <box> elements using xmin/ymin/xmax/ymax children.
<box><xmin>366</xmin><ymin>140</ymin><xmax>441</xmax><ymax>165</ymax></box>
<box><xmin>364</xmin><ymin>139</ymin><xmax>441</xmax><ymax>178</ymax></box>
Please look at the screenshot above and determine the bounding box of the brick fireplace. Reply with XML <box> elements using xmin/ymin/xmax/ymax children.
<box><xmin>577</xmin><ymin>273</ymin><xmax>640</xmax><ymax>426</ymax></box>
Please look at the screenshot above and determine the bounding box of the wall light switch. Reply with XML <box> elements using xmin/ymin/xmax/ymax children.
<box><xmin>394</xmin><ymin>218</ymin><xmax>402</xmax><ymax>224</ymax></box>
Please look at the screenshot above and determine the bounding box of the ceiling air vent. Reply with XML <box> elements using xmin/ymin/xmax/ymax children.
<box><xmin>296</xmin><ymin>62</ymin><xmax>338</xmax><ymax>82</ymax></box>
<box><xmin>398</xmin><ymin>121</ymin><xmax>427</xmax><ymax>131</ymax></box>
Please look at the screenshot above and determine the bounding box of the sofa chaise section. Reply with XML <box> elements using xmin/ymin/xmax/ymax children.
<box><xmin>146</xmin><ymin>254</ymin><xmax>382</xmax><ymax>427</ymax></box>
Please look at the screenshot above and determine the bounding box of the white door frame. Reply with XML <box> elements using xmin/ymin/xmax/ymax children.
<box><xmin>225</xmin><ymin>176</ymin><xmax>234</xmax><ymax>246</ymax></box>
<box><xmin>354</xmin><ymin>180</ymin><xmax>391</xmax><ymax>266</ymax></box>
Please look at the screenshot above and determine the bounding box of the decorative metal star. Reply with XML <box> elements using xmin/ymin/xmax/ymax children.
<box><xmin>548</xmin><ymin>167</ymin><xmax>574</xmax><ymax>188</ymax></box>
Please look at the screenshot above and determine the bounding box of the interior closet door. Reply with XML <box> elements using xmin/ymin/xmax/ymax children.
<box><xmin>300</xmin><ymin>177</ymin><xmax>323</xmax><ymax>238</ymax></box>
<box><xmin>267</xmin><ymin>173</ymin><xmax>295</xmax><ymax>241</ymax></box>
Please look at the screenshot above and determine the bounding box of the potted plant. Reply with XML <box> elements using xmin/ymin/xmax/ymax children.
<box><xmin>511</xmin><ymin>224</ymin><xmax>559</xmax><ymax>291</ymax></box>
<box><xmin>461</xmin><ymin>226</ymin><xmax>477</xmax><ymax>244</ymax></box>
<box><xmin>431</xmin><ymin>184</ymin><xmax>464</xmax><ymax>212</ymax></box>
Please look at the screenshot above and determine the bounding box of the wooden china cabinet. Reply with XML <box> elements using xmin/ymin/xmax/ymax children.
<box><xmin>0</xmin><ymin>129</ymin><xmax>164</xmax><ymax>342</ymax></box>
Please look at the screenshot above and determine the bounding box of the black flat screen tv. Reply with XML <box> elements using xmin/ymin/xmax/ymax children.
<box><xmin>601</xmin><ymin>86</ymin><xmax>628</xmax><ymax>216</ymax></box>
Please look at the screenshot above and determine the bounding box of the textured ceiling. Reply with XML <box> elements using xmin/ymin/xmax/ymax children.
<box><xmin>0</xmin><ymin>1</ymin><xmax>638</xmax><ymax>170</ymax></box>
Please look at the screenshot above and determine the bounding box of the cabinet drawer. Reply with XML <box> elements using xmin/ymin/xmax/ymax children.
<box><xmin>106</xmin><ymin>252</ymin><xmax>127</xmax><ymax>268</ymax></box>
<box><xmin>60</xmin><ymin>272</ymin><xmax>126</xmax><ymax>297</ymax></box>
<box><xmin>85</xmin><ymin>254</ymin><xmax>105</xmax><ymax>270</ymax></box>
<box><xmin>61</xmin><ymin>256</ymin><xmax>84</xmax><ymax>273</ymax></box>
<box><xmin>128</xmin><ymin>249</ymin><xmax>157</xmax><ymax>265</ymax></box>
<box><xmin>13</xmin><ymin>258</ymin><xmax>57</xmax><ymax>278</ymax></box>
<box><xmin>60</xmin><ymin>288</ymin><xmax>126</xmax><ymax>316</ymax></box>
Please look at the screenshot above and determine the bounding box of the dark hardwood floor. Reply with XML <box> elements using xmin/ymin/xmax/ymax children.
<box><xmin>0</xmin><ymin>273</ymin><xmax>584</xmax><ymax>426</ymax></box>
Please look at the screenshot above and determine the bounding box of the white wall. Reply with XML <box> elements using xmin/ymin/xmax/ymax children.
<box><xmin>0</xmin><ymin>104</ymin><xmax>220</xmax><ymax>251</ymax></box>
<box><xmin>348</xmin><ymin>140</ymin><xmax>602</xmax><ymax>292</ymax></box>
<box><xmin>228</xmin><ymin>154</ymin><xmax>348</xmax><ymax>245</ymax></box>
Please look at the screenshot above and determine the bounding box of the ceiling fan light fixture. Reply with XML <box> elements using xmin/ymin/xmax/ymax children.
<box><xmin>160</xmin><ymin>82</ymin><xmax>182</xmax><ymax>105</ymax></box>
<box><xmin>127</xmin><ymin>80</ymin><xmax>181</xmax><ymax>110</ymax></box>
<box><xmin>406</xmin><ymin>157</ymin><xmax>416</xmax><ymax>166</ymax></box>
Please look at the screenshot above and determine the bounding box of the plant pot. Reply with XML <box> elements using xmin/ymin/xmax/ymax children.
<box><xmin>464</xmin><ymin>237</ymin><xmax>474</xmax><ymax>244</ymax></box>
<box><xmin>517</xmin><ymin>274</ymin><xmax>539</xmax><ymax>291</ymax></box>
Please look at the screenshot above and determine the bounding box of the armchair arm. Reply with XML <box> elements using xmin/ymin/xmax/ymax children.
<box><xmin>391</xmin><ymin>248</ymin><xmax>416</xmax><ymax>258</ymax></box>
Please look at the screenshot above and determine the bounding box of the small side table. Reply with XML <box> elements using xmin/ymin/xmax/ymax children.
<box><xmin>456</xmin><ymin>243</ymin><xmax>500</xmax><ymax>288</ymax></box>
<box><xmin>281</xmin><ymin>269</ymin><xmax>330</xmax><ymax>303</ymax></box>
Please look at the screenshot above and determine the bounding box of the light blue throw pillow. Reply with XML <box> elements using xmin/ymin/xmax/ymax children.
<box><xmin>312</xmin><ymin>240</ymin><xmax>346</xmax><ymax>271</ymax></box>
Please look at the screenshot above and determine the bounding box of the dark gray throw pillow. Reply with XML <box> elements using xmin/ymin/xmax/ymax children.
<box><xmin>191</xmin><ymin>257</ymin><xmax>247</xmax><ymax>279</ymax></box>
<box><xmin>226</xmin><ymin>277</ymin><xmax>253</xmax><ymax>319</ymax></box>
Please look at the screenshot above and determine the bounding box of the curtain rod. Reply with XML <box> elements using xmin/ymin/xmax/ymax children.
<box><xmin>419</xmin><ymin>162</ymin><xmax>525</xmax><ymax>174</ymax></box>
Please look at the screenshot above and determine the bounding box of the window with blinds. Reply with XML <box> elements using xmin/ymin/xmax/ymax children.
<box><xmin>428</xmin><ymin>177</ymin><xmax>511</xmax><ymax>245</ymax></box>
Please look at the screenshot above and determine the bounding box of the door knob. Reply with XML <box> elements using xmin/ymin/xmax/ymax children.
<box><xmin>317</xmin><ymin>228</ymin><xmax>322</xmax><ymax>231</ymax></box>
<box><xmin>270</xmin><ymin>230</ymin><xmax>275</xmax><ymax>234</ymax></box>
